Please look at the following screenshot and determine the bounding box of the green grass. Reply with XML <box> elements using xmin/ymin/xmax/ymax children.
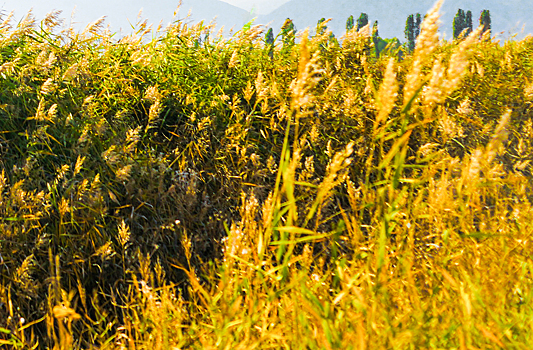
<box><xmin>1</xmin><ymin>2</ymin><xmax>533</xmax><ymax>348</ymax></box>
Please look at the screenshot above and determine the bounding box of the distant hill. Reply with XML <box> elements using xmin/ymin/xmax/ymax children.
<box><xmin>256</xmin><ymin>0</ymin><xmax>532</xmax><ymax>40</ymax></box>
<box><xmin>0</xmin><ymin>0</ymin><xmax>249</xmax><ymax>34</ymax></box>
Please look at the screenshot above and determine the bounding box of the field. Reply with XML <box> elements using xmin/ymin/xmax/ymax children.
<box><xmin>1</xmin><ymin>1</ymin><xmax>533</xmax><ymax>348</ymax></box>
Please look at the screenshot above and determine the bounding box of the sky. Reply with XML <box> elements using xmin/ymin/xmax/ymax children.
<box><xmin>219</xmin><ymin>0</ymin><xmax>290</xmax><ymax>15</ymax></box>
<box><xmin>0</xmin><ymin>0</ymin><xmax>527</xmax><ymax>40</ymax></box>
<box><xmin>0</xmin><ymin>0</ymin><xmax>289</xmax><ymax>34</ymax></box>
<box><xmin>0</xmin><ymin>1</ymin><xmax>209</xmax><ymax>34</ymax></box>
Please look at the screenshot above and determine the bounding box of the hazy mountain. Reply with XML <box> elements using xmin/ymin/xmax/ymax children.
<box><xmin>0</xmin><ymin>0</ymin><xmax>249</xmax><ymax>34</ymax></box>
<box><xmin>257</xmin><ymin>0</ymin><xmax>532</xmax><ymax>40</ymax></box>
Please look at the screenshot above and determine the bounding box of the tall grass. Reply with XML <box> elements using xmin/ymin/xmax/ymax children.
<box><xmin>1</xmin><ymin>2</ymin><xmax>533</xmax><ymax>348</ymax></box>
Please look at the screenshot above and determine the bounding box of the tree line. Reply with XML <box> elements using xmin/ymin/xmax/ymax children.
<box><xmin>265</xmin><ymin>8</ymin><xmax>493</xmax><ymax>58</ymax></box>
<box><xmin>398</xmin><ymin>8</ymin><xmax>491</xmax><ymax>53</ymax></box>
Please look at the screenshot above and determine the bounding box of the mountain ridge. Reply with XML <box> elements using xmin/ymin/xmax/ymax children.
<box><xmin>0</xmin><ymin>0</ymin><xmax>250</xmax><ymax>34</ymax></box>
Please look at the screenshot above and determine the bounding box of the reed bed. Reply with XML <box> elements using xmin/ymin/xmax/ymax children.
<box><xmin>1</xmin><ymin>1</ymin><xmax>533</xmax><ymax>348</ymax></box>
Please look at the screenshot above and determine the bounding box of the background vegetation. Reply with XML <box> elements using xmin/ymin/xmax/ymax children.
<box><xmin>1</xmin><ymin>1</ymin><xmax>533</xmax><ymax>348</ymax></box>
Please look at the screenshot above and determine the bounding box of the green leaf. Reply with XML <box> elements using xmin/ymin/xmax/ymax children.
<box><xmin>379</xmin><ymin>130</ymin><xmax>412</xmax><ymax>170</ymax></box>
<box><xmin>275</xmin><ymin>226</ymin><xmax>316</xmax><ymax>235</ymax></box>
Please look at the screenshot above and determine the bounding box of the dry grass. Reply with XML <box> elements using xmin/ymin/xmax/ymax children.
<box><xmin>1</xmin><ymin>2</ymin><xmax>533</xmax><ymax>349</ymax></box>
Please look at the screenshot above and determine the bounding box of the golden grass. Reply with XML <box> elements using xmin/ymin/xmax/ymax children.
<box><xmin>1</xmin><ymin>2</ymin><xmax>533</xmax><ymax>349</ymax></box>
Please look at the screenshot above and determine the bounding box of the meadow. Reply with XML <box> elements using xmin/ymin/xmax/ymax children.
<box><xmin>1</xmin><ymin>1</ymin><xmax>533</xmax><ymax>348</ymax></box>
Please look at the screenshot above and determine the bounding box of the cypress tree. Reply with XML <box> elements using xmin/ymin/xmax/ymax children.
<box><xmin>346</xmin><ymin>15</ymin><xmax>354</xmax><ymax>32</ymax></box>
<box><xmin>372</xmin><ymin>20</ymin><xmax>380</xmax><ymax>58</ymax></box>
<box><xmin>281</xmin><ymin>18</ymin><xmax>296</xmax><ymax>50</ymax></box>
<box><xmin>453</xmin><ymin>9</ymin><xmax>466</xmax><ymax>39</ymax></box>
<box><xmin>465</xmin><ymin>10</ymin><xmax>473</xmax><ymax>35</ymax></box>
<box><xmin>265</xmin><ymin>28</ymin><xmax>274</xmax><ymax>45</ymax></box>
<box><xmin>415</xmin><ymin>13</ymin><xmax>421</xmax><ymax>39</ymax></box>
<box><xmin>405</xmin><ymin>14</ymin><xmax>415</xmax><ymax>52</ymax></box>
<box><xmin>357</xmin><ymin>13</ymin><xmax>369</xmax><ymax>31</ymax></box>
<box><xmin>480</xmin><ymin>10</ymin><xmax>491</xmax><ymax>38</ymax></box>
<box><xmin>265</xmin><ymin>28</ymin><xmax>274</xmax><ymax>59</ymax></box>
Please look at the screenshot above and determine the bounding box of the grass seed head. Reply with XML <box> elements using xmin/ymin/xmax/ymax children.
<box><xmin>0</xmin><ymin>11</ymin><xmax>14</xmax><ymax>32</ymax></box>
<box><xmin>118</xmin><ymin>220</ymin><xmax>131</xmax><ymax>247</ymax></box>
<box><xmin>40</xmin><ymin>78</ymin><xmax>56</xmax><ymax>95</ymax></box>
<box><xmin>403</xmin><ymin>0</ymin><xmax>442</xmax><ymax>110</ymax></box>
<box><xmin>376</xmin><ymin>58</ymin><xmax>399</xmax><ymax>127</ymax></box>
<box><xmin>116</xmin><ymin>165</ymin><xmax>133</xmax><ymax>182</ymax></box>
<box><xmin>73</xmin><ymin>156</ymin><xmax>86</xmax><ymax>177</ymax></box>
<box><xmin>442</xmin><ymin>26</ymin><xmax>483</xmax><ymax>97</ymax></box>
<box><xmin>83</xmin><ymin>16</ymin><xmax>106</xmax><ymax>36</ymax></box>
<box><xmin>486</xmin><ymin>109</ymin><xmax>511</xmax><ymax>164</ymax></box>
<box><xmin>422</xmin><ymin>56</ymin><xmax>445</xmax><ymax>113</ymax></box>
<box><xmin>255</xmin><ymin>70</ymin><xmax>269</xmax><ymax>102</ymax></box>
<box><xmin>144</xmin><ymin>86</ymin><xmax>162</xmax><ymax>103</ymax></box>
<box><xmin>147</xmin><ymin>100</ymin><xmax>162</xmax><ymax>130</ymax></box>
<box><xmin>229</xmin><ymin>49</ymin><xmax>239</xmax><ymax>68</ymax></box>
<box><xmin>43</xmin><ymin>10</ymin><xmax>63</xmax><ymax>30</ymax></box>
